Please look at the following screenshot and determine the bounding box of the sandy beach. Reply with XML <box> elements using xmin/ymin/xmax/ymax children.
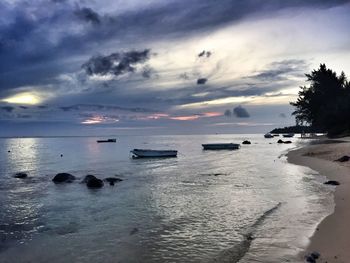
<box><xmin>288</xmin><ymin>137</ymin><xmax>350</xmax><ymax>263</ymax></box>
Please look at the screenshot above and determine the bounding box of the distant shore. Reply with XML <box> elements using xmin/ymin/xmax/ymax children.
<box><xmin>288</xmin><ymin>137</ymin><xmax>350</xmax><ymax>262</ymax></box>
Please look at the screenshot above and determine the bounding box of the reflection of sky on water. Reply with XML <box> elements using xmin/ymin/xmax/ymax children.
<box><xmin>0</xmin><ymin>135</ymin><xmax>334</xmax><ymax>262</ymax></box>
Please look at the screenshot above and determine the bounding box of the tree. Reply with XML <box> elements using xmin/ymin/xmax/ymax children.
<box><xmin>291</xmin><ymin>64</ymin><xmax>350</xmax><ymax>136</ymax></box>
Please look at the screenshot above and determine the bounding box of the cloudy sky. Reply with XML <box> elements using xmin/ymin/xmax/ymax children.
<box><xmin>1</xmin><ymin>0</ymin><xmax>350</xmax><ymax>136</ymax></box>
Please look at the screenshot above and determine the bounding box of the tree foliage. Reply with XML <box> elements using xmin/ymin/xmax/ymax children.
<box><xmin>291</xmin><ymin>64</ymin><xmax>350</xmax><ymax>136</ymax></box>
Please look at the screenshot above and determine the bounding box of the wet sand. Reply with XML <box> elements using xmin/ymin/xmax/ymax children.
<box><xmin>288</xmin><ymin>137</ymin><xmax>350</xmax><ymax>263</ymax></box>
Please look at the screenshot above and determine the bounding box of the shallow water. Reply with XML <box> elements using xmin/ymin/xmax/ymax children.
<box><xmin>0</xmin><ymin>134</ymin><xmax>333</xmax><ymax>262</ymax></box>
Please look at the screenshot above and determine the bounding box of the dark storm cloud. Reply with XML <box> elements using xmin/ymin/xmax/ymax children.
<box><xmin>224</xmin><ymin>109</ymin><xmax>232</xmax><ymax>117</ymax></box>
<box><xmin>198</xmin><ymin>50</ymin><xmax>212</xmax><ymax>58</ymax></box>
<box><xmin>1</xmin><ymin>0</ymin><xmax>347</xmax><ymax>91</ymax></box>
<box><xmin>1</xmin><ymin>106</ymin><xmax>14</xmax><ymax>112</ymax></box>
<box><xmin>82</xmin><ymin>49</ymin><xmax>151</xmax><ymax>77</ymax></box>
<box><xmin>74</xmin><ymin>7</ymin><xmax>101</xmax><ymax>25</ymax></box>
<box><xmin>249</xmin><ymin>59</ymin><xmax>307</xmax><ymax>81</ymax></box>
<box><xmin>141</xmin><ymin>66</ymin><xmax>153</xmax><ymax>79</ymax></box>
<box><xmin>233</xmin><ymin>105</ymin><xmax>250</xmax><ymax>118</ymax></box>
<box><xmin>37</xmin><ymin>105</ymin><xmax>48</xmax><ymax>109</ymax></box>
<box><xmin>197</xmin><ymin>78</ymin><xmax>208</xmax><ymax>85</ymax></box>
<box><xmin>17</xmin><ymin>114</ymin><xmax>32</xmax><ymax>119</ymax></box>
<box><xmin>59</xmin><ymin>104</ymin><xmax>156</xmax><ymax>113</ymax></box>
<box><xmin>179</xmin><ymin>73</ymin><xmax>190</xmax><ymax>80</ymax></box>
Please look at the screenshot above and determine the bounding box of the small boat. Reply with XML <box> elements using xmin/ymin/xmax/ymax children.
<box><xmin>130</xmin><ymin>149</ymin><xmax>177</xmax><ymax>158</ymax></box>
<box><xmin>97</xmin><ymin>139</ymin><xmax>117</xmax><ymax>143</ymax></box>
<box><xmin>282</xmin><ymin>133</ymin><xmax>294</xmax><ymax>138</ymax></box>
<box><xmin>202</xmin><ymin>143</ymin><xmax>240</xmax><ymax>150</ymax></box>
<box><xmin>264</xmin><ymin>133</ymin><xmax>274</xmax><ymax>138</ymax></box>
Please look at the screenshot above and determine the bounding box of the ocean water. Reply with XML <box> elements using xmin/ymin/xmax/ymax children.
<box><xmin>0</xmin><ymin>134</ymin><xmax>333</xmax><ymax>263</ymax></box>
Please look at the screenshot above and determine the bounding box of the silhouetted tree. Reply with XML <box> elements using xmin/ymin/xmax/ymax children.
<box><xmin>291</xmin><ymin>64</ymin><xmax>350</xmax><ymax>136</ymax></box>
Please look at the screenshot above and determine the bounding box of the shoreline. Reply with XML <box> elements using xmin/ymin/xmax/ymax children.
<box><xmin>287</xmin><ymin>138</ymin><xmax>350</xmax><ymax>262</ymax></box>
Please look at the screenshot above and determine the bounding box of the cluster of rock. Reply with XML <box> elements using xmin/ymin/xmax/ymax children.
<box><xmin>305</xmin><ymin>251</ymin><xmax>320</xmax><ymax>262</ymax></box>
<box><xmin>51</xmin><ymin>173</ymin><xmax>123</xmax><ymax>188</ymax></box>
<box><xmin>277</xmin><ymin>139</ymin><xmax>292</xmax><ymax>144</ymax></box>
<box><xmin>334</xmin><ymin>155</ymin><xmax>350</xmax><ymax>162</ymax></box>
<box><xmin>242</xmin><ymin>140</ymin><xmax>251</xmax><ymax>145</ymax></box>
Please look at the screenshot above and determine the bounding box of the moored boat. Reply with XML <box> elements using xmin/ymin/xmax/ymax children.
<box><xmin>97</xmin><ymin>139</ymin><xmax>117</xmax><ymax>143</ymax></box>
<box><xmin>264</xmin><ymin>133</ymin><xmax>274</xmax><ymax>138</ymax></box>
<box><xmin>131</xmin><ymin>149</ymin><xmax>177</xmax><ymax>158</ymax></box>
<box><xmin>202</xmin><ymin>143</ymin><xmax>240</xmax><ymax>150</ymax></box>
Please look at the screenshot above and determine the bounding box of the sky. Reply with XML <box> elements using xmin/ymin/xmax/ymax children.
<box><xmin>1</xmin><ymin>0</ymin><xmax>350</xmax><ymax>136</ymax></box>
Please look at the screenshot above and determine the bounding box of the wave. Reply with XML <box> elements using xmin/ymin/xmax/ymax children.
<box><xmin>208</xmin><ymin>202</ymin><xmax>282</xmax><ymax>263</ymax></box>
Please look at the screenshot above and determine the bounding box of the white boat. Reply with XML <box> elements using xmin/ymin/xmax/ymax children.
<box><xmin>283</xmin><ymin>133</ymin><xmax>295</xmax><ymax>138</ymax></box>
<box><xmin>202</xmin><ymin>143</ymin><xmax>240</xmax><ymax>150</ymax></box>
<box><xmin>264</xmin><ymin>133</ymin><xmax>274</xmax><ymax>138</ymax></box>
<box><xmin>131</xmin><ymin>149</ymin><xmax>177</xmax><ymax>158</ymax></box>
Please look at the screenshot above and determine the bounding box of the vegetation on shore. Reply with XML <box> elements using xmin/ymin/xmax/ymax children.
<box><xmin>290</xmin><ymin>64</ymin><xmax>350</xmax><ymax>137</ymax></box>
<box><xmin>270</xmin><ymin>125</ymin><xmax>324</xmax><ymax>134</ymax></box>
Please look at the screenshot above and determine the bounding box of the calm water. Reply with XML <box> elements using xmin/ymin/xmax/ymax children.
<box><xmin>0</xmin><ymin>134</ymin><xmax>333</xmax><ymax>263</ymax></box>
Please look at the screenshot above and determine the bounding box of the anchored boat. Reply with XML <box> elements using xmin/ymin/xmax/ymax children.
<box><xmin>130</xmin><ymin>149</ymin><xmax>178</xmax><ymax>158</ymax></box>
<box><xmin>97</xmin><ymin>139</ymin><xmax>117</xmax><ymax>143</ymax></box>
<box><xmin>202</xmin><ymin>143</ymin><xmax>240</xmax><ymax>150</ymax></box>
<box><xmin>264</xmin><ymin>133</ymin><xmax>274</xmax><ymax>138</ymax></box>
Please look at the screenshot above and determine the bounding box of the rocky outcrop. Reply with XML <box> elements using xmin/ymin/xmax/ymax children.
<box><xmin>242</xmin><ymin>140</ymin><xmax>251</xmax><ymax>145</ymax></box>
<box><xmin>335</xmin><ymin>155</ymin><xmax>350</xmax><ymax>162</ymax></box>
<box><xmin>13</xmin><ymin>172</ymin><xmax>28</xmax><ymax>179</ymax></box>
<box><xmin>83</xmin><ymin>175</ymin><xmax>104</xmax><ymax>188</ymax></box>
<box><xmin>324</xmin><ymin>180</ymin><xmax>340</xmax><ymax>186</ymax></box>
<box><xmin>104</xmin><ymin>177</ymin><xmax>123</xmax><ymax>186</ymax></box>
<box><xmin>52</xmin><ymin>173</ymin><xmax>76</xmax><ymax>183</ymax></box>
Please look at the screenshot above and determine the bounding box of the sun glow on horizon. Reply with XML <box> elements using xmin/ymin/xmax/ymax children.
<box><xmin>2</xmin><ymin>93</ymin><xmax>41</xmax><ymax>105</ymax></box>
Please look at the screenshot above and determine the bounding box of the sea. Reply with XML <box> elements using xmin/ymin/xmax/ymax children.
<box><xmin>0</xmin><ymin>134</ymin><xmax>334</xmax><ymax>263</ymax></box>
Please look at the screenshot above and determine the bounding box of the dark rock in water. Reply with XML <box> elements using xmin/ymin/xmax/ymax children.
<box><xmin>242</xmin><ymin>140</ymin><xmax>251</xmax><ymax>145</ymax></box>
<box><xmin>283</xmin><ymin>140</ymin><xmax>292</xmax><ymax>144</ymax></box>
<box><xmin>52</xmin><ymin>173</ymin><xmax>76</xmax><ymax>183</ymax></box>
<box><xmin>8</xmin><ymin>150</ymin><xmax>11</xmax><ymax>153</ymax></box>
<box><xmin>60</xmin><ymin>154</ymin><xmax>63</xmax><ymax>157</ymax></box>
<box><xmin>324</xmin><ymin>180</ymin><xmax>340</xmax><ymax>186</ymax></box>
<box><xmin>104</xmin><ymin>177</ymin><xmax>123</xmax><ymax>186</ymax></box>
<box><xmin>305</xmin><ymin>251</ymin><xmax>320</xmax><ymax>262</ymax></box>
<box><xmin>81</xmin><ymin>175</ymin><xmax>97</xmax><ymax>184</ymax></box>
<box><xmin>85</xmin><ymin>175</ymin><xmax>104</xmax><ymax>188</ymax></box>
<box><xmin>335</xmin><ymin>155</ymin><xmax>350</xmax><ymax>162</ymax></box>
<box><xmin>305</xmin><ymin>255</ymin><xmax>316</xmax><ymax>263</ymax></box>
<box><xmin>277</xmin><ymin>139</ymin><xmax>284</xmax><ymax>144</ymax></box>
<box><xmin>14</xmin><ymin>172</ymin><xmax>28</xmax><ymax>179</ymax></box>
<box><xmin>310</xmin><ymin>252</ymin><xmax>320</xmax><ymax>259</ymax></box>
<box><xmin>130</xmin><ymin>227</ymin><xmax>139</xmax><ymax>235</ymax></box>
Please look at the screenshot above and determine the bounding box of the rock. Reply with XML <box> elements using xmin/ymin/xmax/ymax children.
<box><xmin>242</xmin><ymin>140</ymin><xmax>251</xmax><ymax>145</ymax></box>
<box><xmin>52</xmin><ymin>173</ymin><xmax>76</xmax><ymax>183</ymax></box>
<box><xmin>277</xmin><ymin>139</ymin><xmax>284</xmax><ymax>144</ymax></box>
<box><xmin>14</xmin><ymin>172</ymin><xmax>28</xmax><ymax>179</ymax></box>
<box><xmin>324</xmin><ymin>180</ymin><xmax>340</xmax><ymax>186</ymax></box>
<box><xmin>60</xmin><ymin>154</ymin><xmax>63</xmax><ymax>157</ymax></box>
<box><xmin>104</xmin><ymin>177</ymin><xmax>123</xmax><ymax>186</ymax></box>
<box><xmin>84</xmin><ymin>175</ymin><xmax>104</xmax><ymax>188</ymax></box>
<box><xmin>304</xmin><ymin>251</ymin><xmax>320</xmax><ymax>263</ymax></box>
<box><xmin>305</xmin><ymin>255</ymin><xmax>316</xmax><ymax>263</ymax></box>
<box><xmin>335</xmin><ymin>155</ymin><xmax>350</xmax><ymax>162</ymax></box>
<box><xmin>130</xmin><ymin>228</ymin><xmax>139</xmax><ymax>235</ymax></box>
<box><xmin>310</xmin><ymin>252</ymin><xmax>320</xmax><ymax>260</ymax></box>
<box><xmin>283</xmin><ymin>140</ymin><xmax>292</xmax><ymax>144</ymax></box>
<box><xmin>81</xmin><ymin>175</ymin><xmax>97</xmax><ymax>184</ymax></box>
